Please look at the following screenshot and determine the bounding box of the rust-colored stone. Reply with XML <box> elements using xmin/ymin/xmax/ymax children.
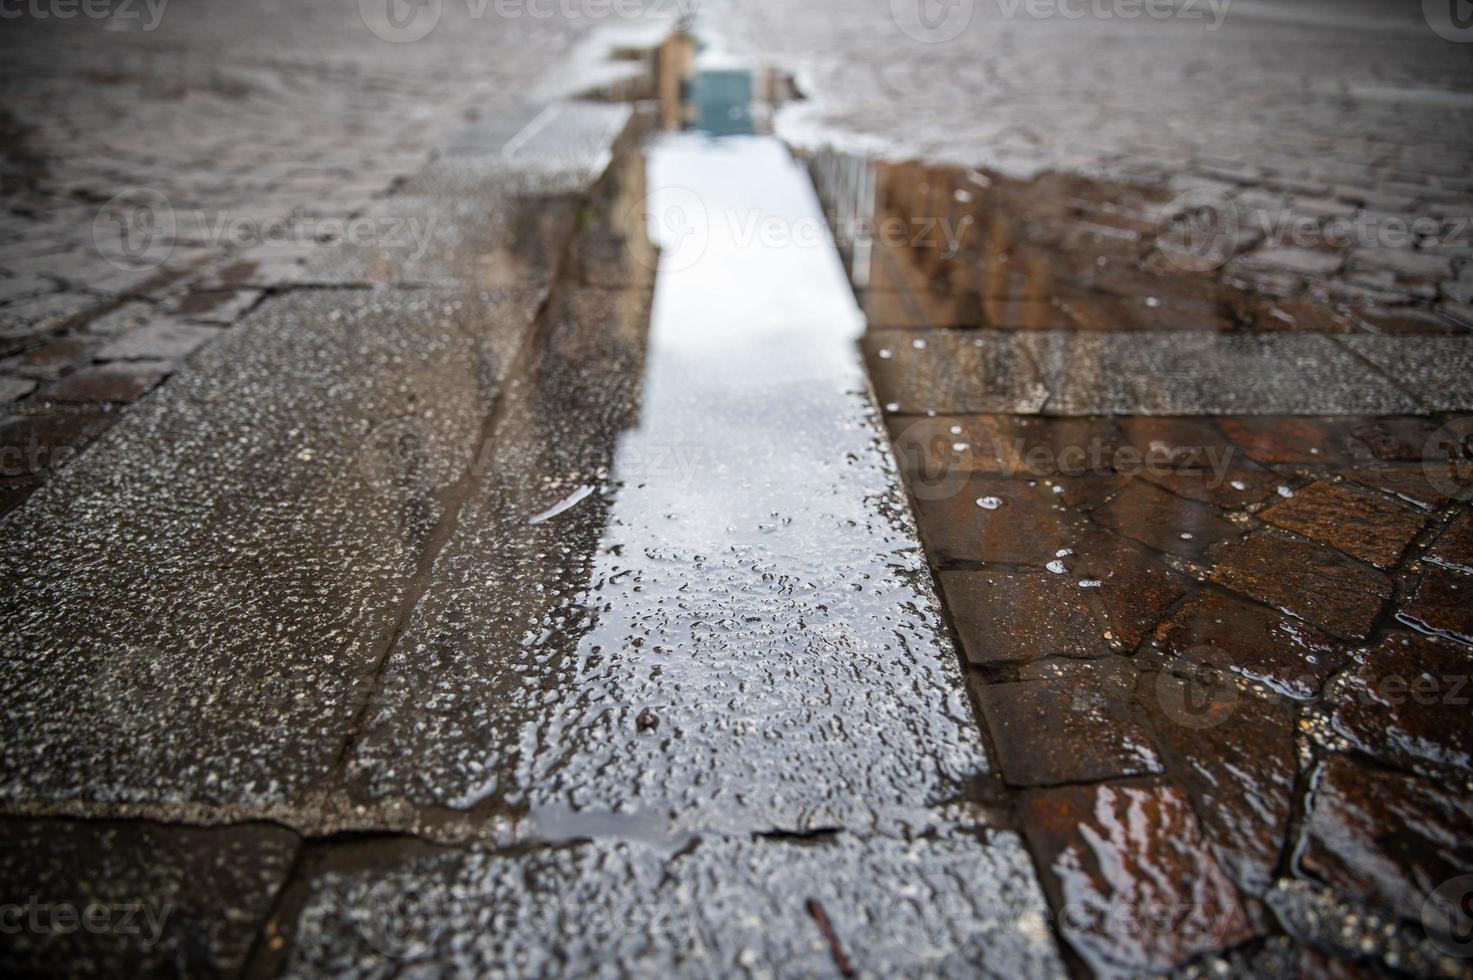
<box><xmin>1023</xmin><ymin>781</ymin><xmax>1254</xmax><ymax>973</ymax></box>
<box><xmin>1209</xmin><ymin>532</ymin><xmax>1391</xmax><ymax>640</ymax></box>
<box><xmin>1259</xmin><ymin>480</ymin><xmax>1426</xmax><ymax>569</ymax></box>
<box><xmin>911</xmin><ymin>477</ymin><xmax>1073</xmax><ymax>564</ymax></box>
<box><xmin>1151</xmin><ymin>589</ymin><xmax>1346</xmax><ymax>699</ymax></box>
<box><xmin>1426</xmin><ymin>510</ymin><xmax>1473</xmax><ymax>574</ymax></box>
<box><xmin>1401</xmin><ymin>564</ymin><xmax>1473</xmax><ymax>643</ymax></box>
<box><xmin>1091</xmin><ymin>478</ymin><xmax>1243</xmax><ymax>560</ymax></box>
<box><xmin>1220</xmin><ymin>416</ymin><xmax>1358</xmax><ymax>465</ymax></box>
<box><xmin>940</xmin><ymin>569</ymin><xmax>1109</xmax><ymax>665</ymax></box>
<box><xmin>1340</xmin><ymin>466</ymin><xmax>1463</xmax><ymax>510</ymax></box>
<box><xmin>1139</xmin><ymin>679</ymin><xmax>1298</xmax><ymax>897</ymax></box>
<box><xmin>1331</xmin><ymin>632</ymin><xmax>1473</xmax><ymax>776</ymax></box>
<box><xmin>971</xmin><ymin>660</ymin><xmax>1160</xmax><ymax>786</ymax></box>
<box><xmin>1299</xmin><ymin>755</ymin><xmax>1473</xmax><ymax>923</ymax></box>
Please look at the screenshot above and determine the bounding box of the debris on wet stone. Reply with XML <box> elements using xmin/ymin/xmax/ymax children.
<box><xmin>1139</xmin><ymin>462</ymin><xmax>1279</xmax><ymax>511</ymax></box>
<box><xmin>1399</xmin><ymin>563</ymin><xmax>1473</xmax><ymax>644</ymax></box>
<box><xmin>1066</xmin><ymin>529</ymin><xmax>1189</xmax><ymax>651</ymax></box>
<box><xmin>1149</xmin><ymin>589</ymin><xmax>1346</xmax><ymax>699</ymax></box>
<box><xmin>1329</xmin><ymin>632</ymin><xmax>1473</xmax><ymax>777</ymax></box>
<box><xmin>1137</xmin><ymin>676</ymin><xmax>1298</xmax><ymax>897</ymax></box>
<box><xmin>940</xmin><ymin>569</ymin><xmax>1110</xmax><ymax>665</ymax></box>
<box><xmin>1258</xmin><ymin>479</ymin><xmax>1427</xmax><ymax>569</ymax></box>
<box><xmin>1022</xmin><ymin>781</ymin><xmax>1254</xmax><ymax>974</ymax></box>
<box><xmin>1209</xmin><ymin>532</ymin><xmax>1392</xmax><ymax>640</ymax></box>
<box><xmin>1297</xmin><ymin>754</ymin><xmax>1473</xmax><ymax>925</ymax></box>
<box><xmin>911</xmin><ymin>477</ymin><xmax>1072</xmax><ymax>565</ymax></box>
<box><xmin>970</xmin><ymin>659</ymin><xmax>1162</xmax><ymax>787</ymax></box>
<box><xmin>1089</xmin><ymin>478</ymin><xmax>1242</xmax><ymax>560</ymax></box>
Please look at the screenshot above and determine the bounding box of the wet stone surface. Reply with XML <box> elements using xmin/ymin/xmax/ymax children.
<box><xmin>284</xmin><ymin>829</ymin><xmax>1064</xmax><ymax>979</ymax></box>
<box><xmin>971</xmin><ymin>660</ymin><xmax>1161</xmax><ymax>788</ymax></box>
<box><xmin>1298</xmin><ymin>755</ymin><xmax>1473</xmax><ymax>926</ymax></box>
<box><xmin>1022</xmin><ymin>781</ymin><xmax>1254</xmax><ymax>975</ymax></box>
<box><xmin>1209</xmin><ymin>532</ymin><xmax>1393</xmax><ymax>641</ymax></box>
<box><xmin>0</xmin><ymin>818</ymin><xmax>298</xmax><ymax>978</ymax></box>
<box><xmin>1329</xmin><ymin>632</ymin><xmax>1473</xmax><ymax>778</ymax></box>
<box><xmin>1259</xmin><ymin>480</ymin><xmax>1426</xmax><ymax>569</ymax></box>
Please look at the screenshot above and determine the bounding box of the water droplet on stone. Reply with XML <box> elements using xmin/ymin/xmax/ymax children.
<box><xmin>976</xmin><ymin>496</ymin><xmax>1003</xmax><ymax>510</ymax></box>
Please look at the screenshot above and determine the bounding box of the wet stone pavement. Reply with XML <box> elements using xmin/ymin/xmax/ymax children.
<box><xmin>809</xmin><ymin>149</ymin><xmax>1473</xmax><ymax>976</ymax></box>
<box><xmin>2</xmin><ymin>1</ymin><xmax>1473</xmax><ymax>978</ymax></box>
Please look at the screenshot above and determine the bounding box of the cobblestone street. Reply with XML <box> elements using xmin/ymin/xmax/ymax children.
<box><xmin>2</xmin><ymin>0</ymin><xmax>1472</xmax><ymax>977</ymax></box>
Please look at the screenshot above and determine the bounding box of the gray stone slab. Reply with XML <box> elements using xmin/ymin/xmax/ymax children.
<box><xmin>298</xmin><ymin>193</ymin><xmax>576</xmax><ymax>291</ymax></box>
<box><xmin>283</xmin><ymin>829</ymin><xmax>1064</xmax><ymax>979</ymax></box>
<box><xmin>867</xmin><ymin>330</ymin><xmax>1423</xmax><ymax>416</ymax></box>
<box><xmin>94</xmin><ymin>321</ymin><xmax>219</xmax><ymax>362</ymax></box>
<box><xmin>0</xmin><ymin>818</ymin><xmax>298</xmax><ymax>978</ymax></box>
<box><xmin>0</xmin><ymin>286</ymin><xmax>540</xmax><ymax>810</ymax></box>
<box><xmin>344</xmin><ymin>136</ymin><xmax>985</xmax><ymax>835</ymax></box>
<box><xmin>1338</xmin><ymin>335</ymin><xmax>1473</xmax><ymax>412</ymax></box>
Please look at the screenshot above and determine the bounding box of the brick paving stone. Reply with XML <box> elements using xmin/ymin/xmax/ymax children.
<box><xmin>1022</xmin><ymin>782</ymin><xmax>1254</xmax><ymax>974</ymax></box>
<box><xmin>0</xmin><ymin>818</ymin><xmax>298</xmax><ymax>978</ymax></box>
<box><xmin>888</xmin><ymin>414</ymin><xmax>1123</xmax><ymax>479</ymax></box>
<box><xmin>1114</xmin><ymin>417</ymin><xmax>1223</xmax><ymax>463</ymax></box>
<box><xmin>1089</xmin><ymin>478</ymin><xmax>1242</xmax><ymax>561</ymax></box>
<box><xmin>1426</xmin><ymin>510</ymin><xmax>1473</xmax><ymax>573</ymax></box>
<box><xmin>34</xmin><ymin>362</ymin><xmax>171</xmax><ymax>404</ymax></box>
<box><xmin>1258</xmin><ymin>480</ymin><xmax>1427</xmax><ymax>569</ymax></box>
<box><xmin>1068</xmin><ymin>529</ymin><xmax>1190</xmax><ymax>651</ymax></box>
<box><xmin>1298</xmin><ymin>754</ymin><xmax>1473</xmax><ymax>925</ymax></box>
<box><xmin>1138</xmin><ymin>679</ymin><xmax>1298</xmax><ymax>898</ymax></box>
<box><xmin>1150</xmin><ymin>590</ymin><xmax>1346</xmax><ymax>701</ymax></box>
<box><xmin>1330</xmin><ymin>632</ymin><xmax>1473</xmax><ymax>777</ymax></box>
<box><xmin>1137</xmin><ymin>469</ymin><xmax>1279</xmax><ymax>522</ymax></box>
<box><xmin>1340</xmin><ymin>465</ymin><xmax>1465</xmax><ymax>511</ymax></box>
<box><xmin>940</xmin><ymin>569</ymin><xmax>1109</xmax><ymax>666</ymax></box>
<box><xmin>971</xmin><ymin>660</ymin><xmax>1160</xmax><ymax>787</ymax></box>
<box><xmin>1348</xmin><ymin>416</ymin><xmax>1450</xmax><ymax>463</ymax></box>
<box><xmin>1210</xmin><ymin>532</ymin><xmax>1392</xmax><ymax>641</ymax></box>
<box><xmin>1219</xmin><ymin>417</ymin><xmax>1361</xmax><ymax>466</ymax></box>
<box><xmin>910</xmin><ymin>476</ymin><xmax>1072</xmax><ymax>565</ymax></box>
<box><xmin>1400</xmin><ymin>563</ymin><xmax>1473</xmax><ymax>643</ymax></box>
<box><xmin>157</xmin><ymin>289</ymin><xmax>263</xmax><ymax>325</ymax></box>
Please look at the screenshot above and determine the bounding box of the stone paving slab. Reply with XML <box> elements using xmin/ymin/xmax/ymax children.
<box><xmin>1340</xmin><ymin>335</ymin><xmax>1473</xmax><ymax>411</ymax></box>
<box><xmin>0</xmin><ymin>818</ymin><xmax>298</xmax><ymax>978</ymax></box>
<box><xmin>866</xmin><ymin>328</ymin><xmax>1443</xmax><ymax>416</ymax></box>
<box><xmin>281</xmin><ymin>829</ymin><xmax>1063</xmax><ymax>979</ymax></box>
<box><xmin>0</xmin><ymin>286</ymin><xmax>537</xmax><ymax>809</ymax></box>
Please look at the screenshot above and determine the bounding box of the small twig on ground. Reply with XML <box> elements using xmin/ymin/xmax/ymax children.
<box><xmin>806</xmin><ymin>898</ymin><xmax>856</xmax><ymax>978</ymax></box>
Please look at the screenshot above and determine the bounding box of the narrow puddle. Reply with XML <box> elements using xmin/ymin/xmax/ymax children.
<box><xmin>521</xmin><ymin>54</ymin><xmax>982</xmax><ymax>836</ymax></box>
